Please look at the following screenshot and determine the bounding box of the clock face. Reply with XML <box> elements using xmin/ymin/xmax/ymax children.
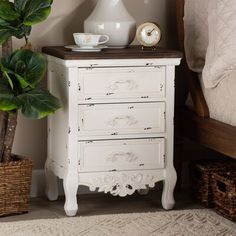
<box><xmin>136</xmin><ymin>22</ymin><xmax>162</xmax><ymax>47</ymax></box>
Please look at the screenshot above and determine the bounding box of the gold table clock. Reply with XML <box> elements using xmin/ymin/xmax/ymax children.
<box><xmin>136</xmin><ymin>22</ymin><xmax>162</xmax><ymax>49</ymax></box>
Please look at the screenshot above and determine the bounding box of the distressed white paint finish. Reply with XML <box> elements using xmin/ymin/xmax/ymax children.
<box><xmin>79</xmin><ymin>170</ymin><xmax>165</xmax><ymax>197</ymax></box>
<box><xmin>45</xmin><ymin>55</ymin><xmax>181</xmax><ymax>216</ymax></box>
<box><xmin>78</xmin><ymin>67</ymin><xmax>165</xmax><ymax>103</ymax></box>
<box><xmin>78</xmin><ymin>103</ymin><xmax>165</xmax><ymax>138</ymax></box>
<box><xmin>78</xmin><ymin>138</ymin><xmax>165</xmax><ymax>172</ymax></box>
<box><xmin>47</xmin><ymin>63</ymin><xmax>69</xmax><ymax>169</ymax></box>
<box><xmin>162</xmin><ymin>66</ymin><xmax>177</xmax><ymax>210</ymax></box>
<box><xmin>46</xmin><ymin>55</ymin><xmax>181</xmax><ymax>68</ymax></box>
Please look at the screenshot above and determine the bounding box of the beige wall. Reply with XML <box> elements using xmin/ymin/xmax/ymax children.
<box><xmin>12</xmin><ymin>0</ymin><xmax>178</xmax><ymax>169</ymax></box>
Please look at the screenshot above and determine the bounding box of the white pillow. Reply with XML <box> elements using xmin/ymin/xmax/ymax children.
<box><xmin>203</xmin><ymin>0</ymin><xmax>236</xmax><ymax>88</ymax></box>
<box><xmin>184</xmin><ymin>0</ymin><xmax>209</xmax><ymax>72</ymax></box>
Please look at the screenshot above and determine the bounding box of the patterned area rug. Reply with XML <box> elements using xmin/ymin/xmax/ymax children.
<box><xmin>0</xmin><ymin>209</ymin><xmax>235</xmax><ymax>236</ymax></box>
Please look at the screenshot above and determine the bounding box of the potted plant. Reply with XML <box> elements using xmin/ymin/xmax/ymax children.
<box><xmin>0</xmin><ymin>0</ymin><xmax>60</xmax><ymax>216</ymax></box>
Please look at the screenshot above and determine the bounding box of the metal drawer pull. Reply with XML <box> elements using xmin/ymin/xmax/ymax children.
<box><xmin>106</xmin><ymin>115</ymin><xmax>138</xmax><ymax>127</ymax></box>
<box><xmin>108</xmin><ymin>79</ymin><xmax>138</xmax><ymax>91</ymax></box>
<box><xmin>107</xmin><ymin>152</ymin><xmax>138</xmax><ymax>163</ymax></box>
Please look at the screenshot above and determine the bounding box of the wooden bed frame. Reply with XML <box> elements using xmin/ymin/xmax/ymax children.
<box><xmin>175</xmin><ymin>0</ymin><xmax>236</xmax><ymax>160</ymax></box>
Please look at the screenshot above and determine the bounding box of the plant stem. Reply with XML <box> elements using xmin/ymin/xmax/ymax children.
<box><xmin>2</xmin><ymin>112</ymin><xmax>18</xmax><ymax>163</ymax></box>
<box><xmin>0</xmin><ymin>111</ymin><xmax>8</xmax><ymax>163</ymax></box>
<box><xmin>0</xmin><ymin>38</ymin><xmax>13</xmax><ymax>163</ymax></box>
<box><xmin>24</xmin><ymin>35</ymin><xmax>28</xmax><ymax>45</ymax></box>
<box><xmin>2</xmin><ymin>38</ymin><xmax>13</xmax><ymax>56</ymax></box>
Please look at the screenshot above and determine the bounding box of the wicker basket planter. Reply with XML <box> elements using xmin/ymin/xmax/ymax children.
<box><xmin>212</xmin><ymin>171</ymin><xmax>236</xmax><ymax>221</ymax></box>
<box><xmin>190</xmin><ymin>160</ymin><xmax>231</xmax><ymax>207</ymax></box>
<box><xmin>0</xmin><ymin>156</ymin><xmax>33</xmax><ymax>217</ymax></box>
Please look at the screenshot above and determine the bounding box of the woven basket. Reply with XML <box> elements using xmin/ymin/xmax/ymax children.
<box><xmin>190</xmin><ymin>160</ymin><xmax>232</xmax><ymax>207</ymax></box>
<box><xmin>212</xmin><ymin>171</ymin><xmax>236</xmax><ymax>221</ymax></box>
<box><xmin>0</xmin><ymin>155</ymin><xmax>33</xmax><ymax>217</ymax></box>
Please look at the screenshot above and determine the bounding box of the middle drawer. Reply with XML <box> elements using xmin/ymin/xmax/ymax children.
<box><xmin>78</xmin><ymin>103</ymin><xmax>165</xmax><ymax>138</ymax></box>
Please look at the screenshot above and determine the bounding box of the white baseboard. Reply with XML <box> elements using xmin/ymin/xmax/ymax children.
<box><xmin>31</xmin><ymin>169</ymin><xmax>94</xmax><ymax>198</ymax></box>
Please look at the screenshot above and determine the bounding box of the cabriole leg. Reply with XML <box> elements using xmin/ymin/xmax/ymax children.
<box><xmin>161</xmin><ymin>168</ymin><xmax>177</xmax><ymax>210</ymax></box>
<box><xmin>63</xmin><ymin>173</ymin><xmax>79</xmax><ymax>217</ymax></box>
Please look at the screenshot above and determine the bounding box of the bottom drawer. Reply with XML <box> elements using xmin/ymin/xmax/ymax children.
<box><xmin>78</xmin><ymin>138</ymin><xmax>165</xmax><ymax>173</ymax></box>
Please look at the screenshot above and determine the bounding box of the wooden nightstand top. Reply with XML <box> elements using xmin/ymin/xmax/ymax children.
<box><xmin>42</xmin><ymin>46</ymin><xmax>183</xmax><ymax>60</ymax></box>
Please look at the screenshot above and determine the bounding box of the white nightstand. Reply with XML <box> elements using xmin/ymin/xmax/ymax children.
<box><xmin>43</xmin><ymin>46</ymin><xmax>182</xmax><ymax>216</ymax></box>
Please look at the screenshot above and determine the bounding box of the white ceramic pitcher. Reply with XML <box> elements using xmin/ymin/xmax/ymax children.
<box><xmin>84</xmin><ymin>0</ymin><xmax>136</xmax><ymax>48</ymax></box>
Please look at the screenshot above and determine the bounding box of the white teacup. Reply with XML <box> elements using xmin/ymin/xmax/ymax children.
<box><xmin>73</xmin><ymin>33</ymin><xmax>109</xmax><ymax>48</ymax></box>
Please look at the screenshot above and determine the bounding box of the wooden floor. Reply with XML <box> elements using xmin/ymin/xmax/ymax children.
<box><xmin>1</xmin><ymin>189</ymin><xmax>202</xmax><ymax>222</ymax></box>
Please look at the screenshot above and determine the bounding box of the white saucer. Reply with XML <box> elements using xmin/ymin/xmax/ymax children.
<box><xmin>65</xmin><ymin>45</ymin><xmax>108</xmax><ymax>52</ymax></box>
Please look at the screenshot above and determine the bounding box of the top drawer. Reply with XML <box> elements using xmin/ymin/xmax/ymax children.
<box><xmin>78</xmin><ymin>67</ymin><xmax>165</xmax><ymax>103</ymax></box>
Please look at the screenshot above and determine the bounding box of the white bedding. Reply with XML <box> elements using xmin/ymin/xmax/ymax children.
<box><xmin>199</xmin><ymin>73</ymin><xmax>236</xmax><ymax>127</ymax></box>
<box><xmin>203</xmin><ymin>0</ymin><xmax>236</xmax><ymax>88</ymax></box>
<box><xmin>184</xmin><ymin>0</ymin><xmax>236</xmax><ymax>126</ymax></box>
<box><xmin>184</xmin><ymin>0</ymin><xmax>209</xmax><ymax>72</ymax></box>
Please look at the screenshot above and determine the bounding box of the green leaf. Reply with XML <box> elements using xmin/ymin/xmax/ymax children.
<box><xmin>0</xmin><ymin>0</ymin><xmax>52</xmax><ymax>44</ymax></box>
<box><xmin>3</xmin><ymin>70</ymin><xmax>14</xmax><ymax>90</ymax></box>
<box><xmin>14</xmin><ymin>0</ymin><xmax>28</xmax><ymax>12</ymax></box>
<box><xmin>15</xmin><ymin>73</ymin><xmax>32</xmax><ymax>89</ymax></box>
<box><xmin>0</xmin><ymin>17</ymin><xmax>11</xmax><ymax>27</ymax></box>
<box><xmin>18</xmin><ymin>87</ymin><xmax>61</xmax><ymax>119</ymax></box>
<box><xmin>22</xmin><ymin>25</ymin><xmax>31</xmax><ymax>36</ymax></box>
<box><xmin>0</xmin><ymin>25</ymin><xmax>31</xmax><ymax>44</ymax></box>
<box><xmin>0</xmin><ymin>27</ymin><xmax>11</xmax><ymax>44</ymax></box>
<box><xmin>12</xmin><ymin>25</ymin><xmax>32</xmax><ymax>39</ymax></box>
<box><xmin>15</xmin><ymin>0</ymin><xmax>53</xmax><ymax>26</ymax></box>
<box><xmin>0</xmin><ymin>78</ymin><xmax>20</xmax><ymax>111</ymax></box>
<box><xmin>1</xmin><ymin>49</ymin><xmax>46</xmax><ymax>88</ymax></box>
<box><xmin>0</xmin><ymin>1</ymin><xmax>20</xmax><ymax>21</ymax></box>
